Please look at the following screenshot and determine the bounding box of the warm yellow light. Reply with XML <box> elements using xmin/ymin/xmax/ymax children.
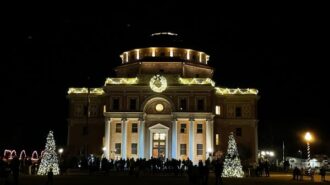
<box><xmin>199</xmin><ymin>52</ymin><xmax>202</xmax><ymax>62</ymax></box>
<box><xmin>136</xmin><ymin>49</ymin><xmax>140</xmax><ymax>60</ymax></box>
<box><xmin>304</xmin><ymin>132</ymin><xmax>312</xmax><ymax>142</ymax></box>
<box><xmin>155</xmin><ymin>104</ymin><xmax>164</xmax><ymax>112</ymax></box>
<box><xmin>152</xmin><ymin>48</ymin><xmax>155</xmax><ymax>57</ymax></box>
<box><xmin>102</xmin><ymin>147</ymin><xmax>106</xmax><ymax>151</ymax></box>
<box><xmin>186</xmin><ymin>50</ymin><xmax>190</xmax><ymax>60</ymax></box>
<box><xmin>215</xmin><ymin>87</ymin><xmax>258</xmax><ymax>95</ymax></box>
<box><xmin>125</xmin><ymin>52</ymin><xmax>128</xmax><ymax>63</ymax></box>
<box><xmin>170</xmin><ymin>48</ymin><xmax>174</xmax><ymax>57</ymax></box>
<box><xmin>105</xmin><ymin>77</ymin><xmax>138</xmax><ymax>85</ymax></box>
<box><xmin>215</xmin><ymin>105</ymin><xmax>221</xmax><ymax>115</ymax></box>
<box><xmin>67</xmin><ymin>88</ymin><xmax>104</xmax><ymax>95</ymax></box>
<box><xmin>179</xmin><ymin>77</ymin><xmax>215</xmax><ymax>86</ymax></box>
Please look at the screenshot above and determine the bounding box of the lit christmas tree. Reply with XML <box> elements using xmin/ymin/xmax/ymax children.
<box><xmin>37</xmin><ymin>130</ymin><xmax>60</xmax><ymax>175</ymax></box>
<box><xmin>222</xmin><ymin>132</ymin><xmax>244</xmax><ymax>177</ymax></box>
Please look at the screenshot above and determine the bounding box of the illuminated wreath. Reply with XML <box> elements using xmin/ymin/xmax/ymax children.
<box><xmin>149</xmin><ymin>74</ymin><xmax>167</xmax><ymax>93</ymax></box>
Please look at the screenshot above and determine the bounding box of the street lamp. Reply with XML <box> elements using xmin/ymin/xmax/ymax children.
<box><xmin>58</xmin><ymin>148</ymin><xmax>63</xmax><ymax>158</ymax></box>
<box><xmin>304</xmin><ymin>132</ymin><xmax>313</xmax><ymax>175</ymax></box>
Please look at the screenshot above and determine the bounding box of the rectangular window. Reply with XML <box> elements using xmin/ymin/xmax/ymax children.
<box><xmin>129</xmin><ymin>98</ymin><xmax>137</xmax><ymax>111</ymax></box>
<box><xmin>116</xmin><ymin>123</ymin><xmax>121</xmax><ymax>133</ymax></box>
<box><xmin>215</xmin><ymin>105</ymin><xmax>221</xmax><ymax>115</ymax></box>
<box><xmin>180</xmin><ymin>144</ymin><xmax>187</xmax><ymax>155</ymax></box>
<box><xmin>197</xmin><ymin>99</ymin><xmax>204</xmax><ymax>111</ymax></box>
<box><xmin>82</xmin><ymin>126</ymin><xmax>88</xmax><ymax>135</ymax></box>
<box><xmin>235</xmin><ymin>107</ymin><xmax>242</xmax><ymax>117</ymax></box>
<box><xmin>216</xmin><ymin>134</ymin><xmax>220</xmax><ymax>145</ymax></box>
<box><xmin>236</xmin><ymin>128</ymin><xmax>242</xmax><ymax>136</ymax></box>
<box><xmin>180</xmin><ymin>124</ymin><xmax>186</xmax><ymax>133</ymax></box>
<box><xmin>112</xmin><ymin>98</ymin><xmax>120</xmax><ymax>110</ymax></box>
<box><xmin>115</xmin><ymin>143</ymin><xmax>121</xmax><ymax>154</ymax></box>
<box><xmin>197</xmin><ymin>144</ymin><xmax>203</xmax><ymax>155</ymax></box>
<box><xmin>179</xmin><ymin>98</ymin><xmax>187</xmax><ymax>111</ymax></box>
<box><xmin>131</xmin><ymin>143</ymin><xmax>137</xmax><ymax>154</ymax></box>
<box><xmin>132</xmin><ymin>123</ymin><xmax>138</xmax><ymax>133</ymax></box>
<box><xmin>197</xmin><ymin>124</ymin><xmax>203</xmax><ymax>133</ymax></box>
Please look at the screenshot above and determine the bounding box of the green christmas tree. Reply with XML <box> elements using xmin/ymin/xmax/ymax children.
<box><xmin>222</xmin><ymin>132</ymin><xmax>244</xmax><ymax>177</ymax></box>
<box><xmin>37</xmin><ymin>130</ymin><xmax>60</xmax><ymax>175</ymax></box>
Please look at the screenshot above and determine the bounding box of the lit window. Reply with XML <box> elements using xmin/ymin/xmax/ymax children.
<box><xmin>170</xmin><ymin>48</ymin><xmax>173</xmax><ymax>57</ymax></box>
<box><xmin>199</xmin><ymin>52</ymin><xmax>202</xmax><ymax>62</ymax></box>
<box><xmin>136</xmin><ymin>49</ymin><xmax>140</xmax><ymax>60</ymax></box>
<box><xmin>186</xmin><ymin>50</ymin><xmax>190</xmax><ymax>60</ymax></box>
<box><xmin>115</xmin><ymin>143</ymin><xmax>121</xmax><ymax>154</ymax></box>
<box><xmin>215</xmin><ymin>105</ymin><xmax>221</xmax><ymax>115</ymax></box>
<box><xmin>216</xmin><ymin>134</ymin><xmax>219</xmax><ymax>145</ymax></box>
<box><xmin>125</xmin><ymin>52</ymin><xmax>128</xmax><ymax>63</ymax></box>
<box><xmin>152</xmin><ymin>48</ymin><xmax>155</xmax><ymax>57</ymax></box>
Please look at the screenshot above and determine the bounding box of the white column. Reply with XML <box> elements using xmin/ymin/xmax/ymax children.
<box><xmin>189</xmin><ymin>117</ymin><xmax>194</xmax><ymax>162</ymax></box>
<box><xmin>171</xmin><ymin>118</ymin><xmax>177</xmax><ymax>159</ymax></box>
<box><xmin>138</xmin><ymin>118</ymin><xmax>145</xmax><ymax>159</ymax></box>
<box><xmin>206</xmin><ymin>119</ymin><xmax>213</xmax><ymax>159</ymax></box>
<box><xmin>105</xmin><ymin>118</ymin><xmax>111</xmax><ymax>159</ymax></box>
<box><xmin>121</xmin><ymin>118</ymin><xmax>127</xmax><ymax>159</ymax></box>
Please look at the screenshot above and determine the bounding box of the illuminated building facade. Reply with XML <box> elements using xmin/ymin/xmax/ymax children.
<box><xmin>67</xmin><ymin>33</ymin><xmax>259</xmax><ymax>164</ymax></box>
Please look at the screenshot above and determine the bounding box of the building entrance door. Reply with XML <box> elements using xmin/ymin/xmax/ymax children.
<box><xmin>152</xmin><ymin>133</ymin><xmax>166</xmax><ymax>159</ymax></box>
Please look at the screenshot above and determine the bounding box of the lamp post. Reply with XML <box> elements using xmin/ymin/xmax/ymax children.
<box><xmin>58</xmin><ymin>148</ymin><xmax>63</xmax><ymax>159</ymax></box>
<box><xmin>304</xmin><ymin>132</ymin><xmax>312</xmax><ymax>175</ymax></box>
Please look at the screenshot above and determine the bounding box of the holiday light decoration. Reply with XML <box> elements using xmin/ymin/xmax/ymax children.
<box><xmin>179</xmin><ymin>77</ymin><xmax>215</xmax><ymax>86</ymax></box>
<box><xmin>31</xmin><ymin>150</ymin><xmax>39</xmax><ymax>162</ymax></box>
<box><xmin>37</xmin><ymin>131</ymin><xmax>60</xmax><ymax>175</ymax></box>
<box><xmin>150</xmin><ymin>74</ymin><xmax>167</xmax><ymax>93</ymax></box>
<box><xmin>222</xmin><ymin>132</ymin><xmax>244</xmax><ymax>178</ymax></box>
<box><xmin>104</xmin><ymin>77</ymin><xmax>138</xmax><ymax>85</ymax></box>
<box><xmin>215</xmin><ymin>87</ymin><xmax>258</xmax><ymax>95</ymax></box>
<box><xmin>19</xmin><ymin>150</ymin><xmax>26</xmax><ymax>160</ymax></box>
<box><xmin>67</xmin><ymin>88</ymin><xmax>104</xmax><ymax>95</ymax></box>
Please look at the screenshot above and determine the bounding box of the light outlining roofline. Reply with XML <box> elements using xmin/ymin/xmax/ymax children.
<box><xmin>151</xmin><ymin>32</ymin><xmax>178</xmax><ymax>36</ymax></box>
<box><xmin>215</xmin><ymin>87</ymin><xmax>258</xmax><ymax>95</ymax></box>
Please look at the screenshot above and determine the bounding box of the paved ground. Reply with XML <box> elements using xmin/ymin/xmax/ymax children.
<box><xmin>2</xmin><ymin>172</ymin><xmax>330</xmax><ymax>185</ymax></box>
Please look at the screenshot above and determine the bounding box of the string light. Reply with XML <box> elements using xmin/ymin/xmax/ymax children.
<box><xmin>104</xmin><ymin>77</ymin><xmax>138</xmax><ymax>85</ymax></box>
<box><xmin>215</xmin><ymin>87</ymin><xmax>258</xmax><ymax>95</ymax></box>
<box><xmin>222</xmin><ymin>132</ymin><xmax>244</xmax><ymax>178</ymax></box>
<box><xmin>179</xmin><ymin>77</ymin><xmax>215</xmax><ymax>86</ymax></box>
<box><xmin>37</xmin><ymin>131</ymin><xmax>60</xmax><ymax>175</ymax></box>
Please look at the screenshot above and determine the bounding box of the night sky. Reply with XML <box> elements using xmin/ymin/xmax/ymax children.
<box><xmin>2</xmin><ymin>6</ymin><xmax>328</xmax><ymax>157</ymax></box>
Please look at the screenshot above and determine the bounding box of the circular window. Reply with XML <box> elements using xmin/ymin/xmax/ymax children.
<box><xmin>155</xmin><ymin>104</ymin><xmax>164</xmax><ymax>112</ymax></box>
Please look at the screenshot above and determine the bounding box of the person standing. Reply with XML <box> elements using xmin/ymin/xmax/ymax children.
<box><xmin>214</xmin><ymin>159</ymin><xmax>223</xmax><ymax>185</ymax></box>
<box><xmin>320</xmin><ymin>166</ymin><xmax>326</xmax><ymax>182</ymax></box>
<box><xmin>47</xmin><ymin>168</ymin><xmax>53</xmax><ymax>185</ymax></box>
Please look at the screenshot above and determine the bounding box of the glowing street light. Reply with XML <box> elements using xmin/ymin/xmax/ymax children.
<box><xmin>304</xmin><ymin>132</ymin><xmax>313</xmax><ymax>176</ymax></box>
<box><xmin>58</xmin><ymin>148</ymin><xmax>64</xmax><ymax>160</ymax></box>
<box><xmin>102</xmin><ymin>147</ymin><xmax>106</xmax><ymax>152</ymax></box>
